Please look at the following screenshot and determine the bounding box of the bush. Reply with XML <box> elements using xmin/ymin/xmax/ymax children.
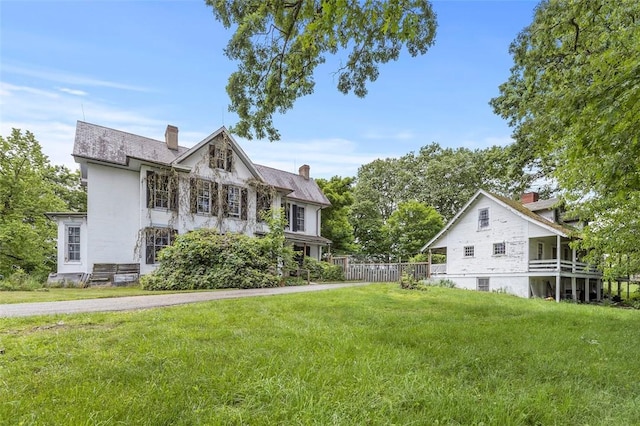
<box><xmin>0</xmin><ymin>268</ymin><xmax>45</xmax><ymax>291</ymax></box>
<box><xmin>302</xmin><ymin>257</ymin><xmax>345</xmax><ymax>282</ymax></box>
<box><xmin>400</xmin><ymin>272</ymin><xmax>429</xmax><ymax>291</ymax></box>
<box><xmin>141</xmin><ymin>229</ymin><xmax>286</xmax><ymax>291</ymax></box>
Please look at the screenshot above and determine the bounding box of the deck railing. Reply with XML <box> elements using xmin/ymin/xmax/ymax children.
<box><xmin>528</xmin><ymin>259</ymin><xmax>600</xmax><ymax>274</ymax></box>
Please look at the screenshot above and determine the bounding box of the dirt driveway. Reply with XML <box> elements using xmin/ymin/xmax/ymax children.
<box><xmin>0</xmin><ymin>283</ymin><xmax>371</xmax><ymax>318</ymax></box>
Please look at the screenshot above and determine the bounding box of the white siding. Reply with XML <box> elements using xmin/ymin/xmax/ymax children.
<box><xmin>86</xmin><ymin>163</ymin><xmax>141</xmax><ymax>269</ymax></box>
<box><xmin>444</xmin><ymin>197</ymin><xmax>529</xmax><ymax>275</ymax></box>
<box><xmin>55</xmin><ymin>216</ymin><xmax>88</xmax><ymax>274</ymax></box>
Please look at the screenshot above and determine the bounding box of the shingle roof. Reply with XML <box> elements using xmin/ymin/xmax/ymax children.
<box><xmin>73</xmin><ymin>121</ymin><xmax>330</xmax><ymax>206</ymax></box>
<box><xmin>491</xmin><ymin>192</ymin><xmax>575</xmax><ymax>236</ymax></box>
<box><xmin>73</xmin><ymin>121</ymin><xmax>188</xmax><ymax>165</ymax></box>
<box><xmin>255</xmin><ymin>164</ymin><xmax>331</xmax><ymax>206</ymax></box>
<box><xmin>523</xmin><ymin>197</ymin><xmax>560</xmax><ymax>212</ymax></box>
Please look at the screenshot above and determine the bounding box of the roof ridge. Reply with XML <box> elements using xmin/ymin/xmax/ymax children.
<box><xmin>77</xmin><ymin>120</ymin><xmax>189</xmax><ymax>150</ymax></box>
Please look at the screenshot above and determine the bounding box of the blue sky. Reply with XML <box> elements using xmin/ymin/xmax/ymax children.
<box><xmin>1</xmin><ymin>0</ymin><xmax>538</xmax><ymax>179</ymax></box>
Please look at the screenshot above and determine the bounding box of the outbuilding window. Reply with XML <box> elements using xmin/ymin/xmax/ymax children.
<box><xmin>477</xmin><ymin>278</ymin><xmax>490</xmax><ymax>292</ymax></box>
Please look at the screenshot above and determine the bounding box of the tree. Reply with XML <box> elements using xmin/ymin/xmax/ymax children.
<box><xmin>48</xmin><ymin>165</ymin><xmax>87</xmax><ymax>212</ymax></box>
<box><xmin>315</xmin><ymin>176</ymin><xmax>356</xmax><ymax>254</ymax></box>
<box><xmin>385</xmin><ymin>200</ymin><xmax>442</xmax><ymax>261</ymax></box>
<box><xmin>490</xmin><ymin>0</ymin><xmax>640</xmax><ymax>275</ymax></box>
<box><xmin>0</xmin><ymin>129</ymin><xmax>66</xmax><ymax>279</ymax></box>
<box><xmin>207</xmin><ymin>0</ymin><xmax>437</xmax><ymax>141</ymax></box>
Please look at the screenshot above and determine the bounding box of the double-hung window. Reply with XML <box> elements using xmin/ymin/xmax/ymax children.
<box><xmin>147</xmin><ymin>171</ymin><xmax>178</xmax><ymax>211</ymax></box>
<box><xmin>190</xmin><ymin>179</ymin><xmax>218</xmax><ymax>215</ymax></box>
<box><xmin>293</xmin><ymin>205</ymin><xmax>305</xmax><ymax>232</ymax></box>
<box><xmin>66</xmin><ymin>225</ymin><xmax>81</xmax><ymax>262</ymax></box>
<box><xmin>256</xmin><ymin>191</ymin><xmax>272</xmax><ymax>222</ymax></box>
<box><xmin>145</xmin><ymin>228</ymin><xmax>177</xmax><ymax>264</ymax></box>
<box><xmin>227</xmin><ymin>186</ymin><xmax>240</xmax><ymax>218</ymax></box>
<box><xmin>478</xmin><ymin>208</ymin><xmax>489</xmax><ymax>229</ymax></box>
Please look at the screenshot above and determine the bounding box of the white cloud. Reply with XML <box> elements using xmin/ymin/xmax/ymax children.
<box><xmin>3</xmin><ymin>64</ymin><xmax>151</xmax><ymax>92</ymax></box>
<box><xmin>58</xmin><ymin>87</ymin><xmax>88</xmax><ymax>96</ymax></box>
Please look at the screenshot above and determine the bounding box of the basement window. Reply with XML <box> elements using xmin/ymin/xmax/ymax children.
<box><xmin>477</xmin><ymin>278</ymin><xmax>490</xmax><ymax>292</ymax></box>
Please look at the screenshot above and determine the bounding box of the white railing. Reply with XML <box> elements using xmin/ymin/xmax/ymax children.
<box><xmin>528</xmin><ymin>259</ymin><xmax>600</xmax><ymax>274</ymax></box>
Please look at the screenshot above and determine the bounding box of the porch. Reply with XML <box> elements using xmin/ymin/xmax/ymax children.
<box><xmin>528</xmin><ymin>259</ymin><xmax>600</xmax><ymax>275</ymax></box>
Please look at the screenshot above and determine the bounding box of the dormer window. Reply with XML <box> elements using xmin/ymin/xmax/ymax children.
<box><xmin>478</xmin><ymin>208</ymin><xmax>489</xmax><ymax>229</ymax></box>
<box><xmin>209</xmin><ymin>144</ymin><xmax>233</xmax><ymax>172</ymax></box>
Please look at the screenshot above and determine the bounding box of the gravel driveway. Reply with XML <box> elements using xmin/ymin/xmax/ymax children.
<box><xmin>0</xmin><ymin>283</ymin><xmax>371</xmax><ymax>318</ymax></box>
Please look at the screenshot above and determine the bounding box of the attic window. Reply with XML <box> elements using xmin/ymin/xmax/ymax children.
<box><xmin>478</xmin><ymin>208</ymin><xmax>489</xmax><ymax>229</ymax></box>
<box><xmin>209</xmin><ymin>145</ymin><xmax>233</xmax><ymax>172</ymax></box>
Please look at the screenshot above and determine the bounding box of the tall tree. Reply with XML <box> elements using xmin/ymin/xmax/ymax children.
<box><xmin>48</xmin><ymin>165</ymin><xmax>87</xmax><ymax>212</ymax></box>
<box><xmin>491</xmin><ymin>0</ymin><xmax>640</xmax><ymax>277</ymax></box>
<box><xmin>207</xmin><ymin>0</ymin><xmax>437</xmax><ymax>141</ymax></box>
<box><xmin>316</xmin><ymin>176</ymin><xmax>356</xmax><ymax>254</ymax></box>
<box><xmin>385</xmin><ymin>200</ymin><xmax>443</xmax><ymax>261</ymax></box>
<box><xmin>0</xmin><ymin>129</ymin><xmax>66</xmax><ymax>279</ymax></box>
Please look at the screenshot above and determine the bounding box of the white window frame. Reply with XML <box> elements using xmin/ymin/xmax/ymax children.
<box><xmin>477</xmin><ymin>278</ymin><xmax>490</xmax><ymax>292</ymax></box>
<box><xmin>196</xmin><ymin>180</ymin><xmax>212</xmax><ymax>215</ymax></box>
<box><xmin>295</xmin><ymin>205</ymin><xmax>305</xmax><ymax>232</ymax></box>
<box><xmin>463</xmin><ymin>245</ymin><xmax>475</xmax><ymax>257</ymax></box>
<box><xmin>537</xmin><ymin>242</ymin><xmax>544</xmax><ymax>260</ymax></box>
<box><xmin>478</xmin><ymin>208</ymin><xmax>490</xmax><ymax>230</ymax></box>
<box><xmin>227</xmin><ymin>186</ymin><xmax>241</xmax><ymax>218</ymax></box>
<box><xmin>493</xmin><ymin>242</ymin><xmax>506</xmax><ymax>256</ymax></box>
<box><xmin>65</xmin><ymin>225</ymin><xmax>81</xmax><ymax>262</ymax></box>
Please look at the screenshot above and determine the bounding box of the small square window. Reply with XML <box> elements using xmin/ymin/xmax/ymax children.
<box><xmin>493</xmin><ymin>242</ymin><xmax>506</xmax><ymax>256</ymax></box>
<box><xmin>464</xmin><ymin>246</ymin><xmax>474</xmax><ymax>257</ymax></box>
<box><xmin>477</xmin><ymin>278</ymin><xmax>490</xmax><ymax>292</ymax></box>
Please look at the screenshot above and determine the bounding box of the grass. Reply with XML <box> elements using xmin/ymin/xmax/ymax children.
<box><xmin>1</xmin><ymin>284</ymin><xmax>639</xmax><ymax>424</ymax></box>
<box><xmin>0</xmin><ymin>286</ymin><xmax>203</xmax><ymax>304</ymax></box>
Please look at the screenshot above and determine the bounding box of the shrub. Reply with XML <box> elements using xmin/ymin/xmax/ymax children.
<box><xmin>0</xmin><ymin>268</ymin><xmax>45</xmax><ymax>291</ymax></box>
<box><xmin>302</xmin><ymin>257</ymin><xmax>345</xmax><ymax>282</ymax></box>
<box><xmin>400</xmin><ymin>272</ymin><xmax>429</xmax><ymax>291</ymax></box>
<box><xmin>141</xmin><ymin>229</ymin><xmax>287</xmax><ymax>291</ymax></box>
<box><xmin>418</xmin><ymin>278</ymin><xmax>457</xmax><ymax>288</ymax></box>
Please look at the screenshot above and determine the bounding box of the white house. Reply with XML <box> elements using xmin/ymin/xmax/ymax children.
<box><xmin>422</xmin><ymin>189</ymin><xmax>602</xmax><ymax>301</ymax></box>
<box><xmin>47</xmin><ymin>121</ymin><xmax>331</xmax><ymax>283</ymax></box>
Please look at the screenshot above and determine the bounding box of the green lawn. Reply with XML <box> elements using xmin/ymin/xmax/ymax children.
<box><xmin>0</xmin><ymin>287</ymin><xmax>200</xmax><ymax>304</ymax></box>
<box><xmin>1</xmin><ymin>284</ymin><xmax>639</xmax><ymax>424</ymax></box>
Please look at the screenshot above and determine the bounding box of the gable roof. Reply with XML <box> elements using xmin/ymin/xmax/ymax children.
<box><xmin>255</xmin><ymin>164</ymin><xmax>331</xmax><ymax>206</ymax></box>
<box><xmin>74</xmin><ymin>121</ymin><xmax>189</xmax><ymax>166</ymax></box>
<box><xmin>421</xmin><ymin>189</ymin><xmax>575</xmax><ymax>252</ymax></box>
<box><xmin>523</xmin><ymin>197</ymin><xmax>560</xmax><ymax>212</ymax></box>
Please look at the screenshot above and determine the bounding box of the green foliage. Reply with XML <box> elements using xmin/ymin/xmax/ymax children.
<box><xmin>47</xmin><ymin>165</ymin><xmax>87</xmax><ymax>212</ymax></box>
<box><xmin>140</xmin><ymin>230</ymin><xmax>280</xmax><ymax>290</ymax></box>
<box><xmin>385</xmin><ymin>200</ymin><xmax>443</xmax><ymax>261</ymax></box>
<box><xmin>408</xmin><ymin>252</ymin><xmax>446</xmax><ymax>264</ymax></box>
<box><xmin>0</xmin><ymin>268</ymin><xmax>45</xmax><ymax>291</ymax></box>
<box><xmin>141</xmin><ymin>210</ymin><xmax>295</xmax><ymax>290</ymax></box>
<box><xmin>350</xmin><ymin>143</ymin><xmax>534</xmax><ymax>259</ymax></box>
<box><xmin>491</xmin><ymin>0</ymin><xmax>640</xmax><ymax>276</ymax></box>
<box><xmin>399</xmin><ymin>272</ymin><xmax>428</xmax><ymax>291</ymax></box>
<box><xmin>0</xmin><ymin>129</ymin><xmax>68</xmax><ymax>280</ymax></box>
<box><xmin>3</xmin><ymin>285</ymin><xmax>640</xmax><ymax>424</ymax></box>
<box><xmin>302</xmin><ymin>256</ymin><xmax>344</xmax><ymax>282</ymax></box>
<box><xmin>206</xmin><ymin>0</ymin><xmax>437</xmax><ymax>141</ymax></box>
<box><xmin>418</xmin><ymin>278</ymin><xmax>456</xmax><ymax>288</ymax></box>
<box><xmin>315</xmin><ymin>176</ymin><xmax>357</xmax><ymax>254</ymax></box>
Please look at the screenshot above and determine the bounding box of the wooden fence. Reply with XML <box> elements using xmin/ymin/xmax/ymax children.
<box><xmin>331</xmin><ymin>258</ymin><xmax>442</xmax><ymax>282</ymax></box>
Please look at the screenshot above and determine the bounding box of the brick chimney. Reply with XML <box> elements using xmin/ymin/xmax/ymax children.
<box><xmin>165</xmin><ymin>125</ymin><xmax>178</xmax><ymax>150</ymax></box>
<box><xmin>299</xmin><ymin>164</ymin><xmax>310</xmax><ymax>180</ymax></box>
<box><xmin>521</xmin><ymin>192</ymin><xmax>539</xmax><ymax>204</ymax></box>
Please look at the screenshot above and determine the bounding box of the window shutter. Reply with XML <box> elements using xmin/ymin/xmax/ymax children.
<box><xmin>241</xmin><ymin>188</ymin><xmax>248</xmax><ymax>220</ymax></box>
<box><xmin>170</xmin><ymin>175</ymin><xmax>178</xmax><ymax>211</ymax></box>
<box><xmin>221</xmin><ymin>184</ymin><xmax>229</xmax><ymax>217</ymax></box>
<box><xmin>226</xmin><ymin>148</ymin><xmax>233</xmax><ymax>172</ymax></box>
<box><xmin>209</xmin><ymin>145</ymin><xmax>216</xmax><ymax>168</ymax></box>
<box><xmin>292</xmin><ymin>205</ymin><xmax>298</xmax><ymax>231</ymax></box>
<box><xmin>146</xmin><ymin>171</ymin><xmax>155</xmax><ymax>208</ymax></box>
<box><xmin>189</xmin><ymin>178</ymin><xmax>197</xmax><ymax>213</ymax></box>
<box><xmin>212</xmin><ymin>182</ymin><xmax>219</xmax><ymax>216</ymax></box>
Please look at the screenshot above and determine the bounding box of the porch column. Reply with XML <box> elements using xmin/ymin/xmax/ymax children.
<box><xmin>427</xmin><ymin>249</ymin><xmax>432</xmax><ymax>279</ymax></box>
<box><xmin>572</xmin><ymin>246</ymin><xmax>577</xmax><ymax>273</ymax></box>
<box><xmin>585</xmin><ymin>278</ymin><xmax>590</xmax><ymax>302</ymax></box>
<box><xmin>556</xmin><ymin>234</ymin><xmax>561</xmax><ymax>302</ymax></box>
<box><xmin>597</xmin><ymin>279</ymin><xmax>602</xmax><ymax>301</ymax></box>
<box><xmin>571</xmin><ymin>276</ymin><xmax>577</xmax><ymax>302</ymax></box>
